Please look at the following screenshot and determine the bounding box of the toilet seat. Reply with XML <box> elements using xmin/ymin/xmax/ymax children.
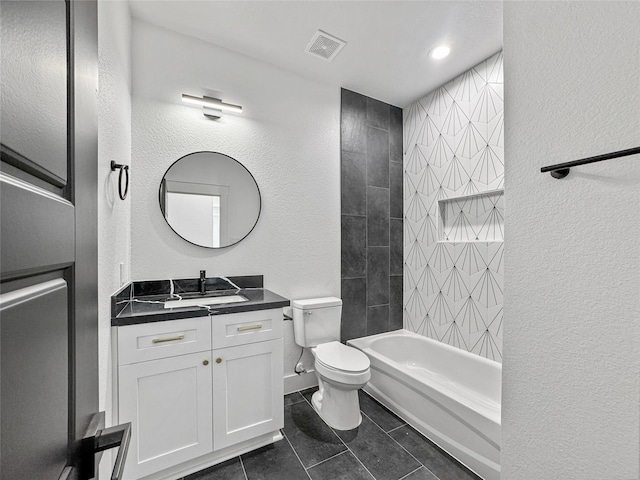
<box><xmin>315</xmin><ymin>341</ymin><xmax>370</xmax><ymax>372</ymax></box>
<box><xmin>313</xmin><ymin>342</ymin><xmax>371</xmax><ymax>385</ymax></box>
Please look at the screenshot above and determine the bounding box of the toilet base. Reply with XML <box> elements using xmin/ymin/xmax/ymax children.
<box><xmin>311</xmin><ymin>376</ymin><xmax>363</xmax><ymax>430</ymax></box>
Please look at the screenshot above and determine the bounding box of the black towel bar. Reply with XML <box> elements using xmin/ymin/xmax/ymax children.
<box><xmin>541</xmin><ymin>146</ymin><xmax>640</xmax><ymax>179</ymax></box>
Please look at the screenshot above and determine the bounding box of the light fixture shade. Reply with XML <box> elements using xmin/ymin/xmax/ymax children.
<box><xmin>181</xmin><ymin>94</ymin><xmax>243</xmax><ymax>114</ymax></box>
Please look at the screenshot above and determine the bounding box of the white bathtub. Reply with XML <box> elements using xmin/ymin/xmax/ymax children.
<box><xmin>348</xmin><ymin>329</ymin><xmax>501</xmax><ymax>480</ymax></box>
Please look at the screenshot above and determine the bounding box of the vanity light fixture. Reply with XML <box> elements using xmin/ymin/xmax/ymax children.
<box><xmin>181</xmin><ymin>94</ymin><xmax>243</xmax><ymax>119</ymax></box>
<box><xmin>430</xmin><ymin>44</ymin><xmax>451</xmax><ymax>60</ymax></box>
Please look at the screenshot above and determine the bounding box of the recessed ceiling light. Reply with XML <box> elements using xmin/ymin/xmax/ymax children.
<box><xmin>430</xmin><ymin>44</ymin><xmax>451</xmax><ymax>60</ymax></box>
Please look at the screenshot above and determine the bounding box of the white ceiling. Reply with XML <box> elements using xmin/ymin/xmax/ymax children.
<box><xmin>128</xmin><ymin>1</ymin><xmax>503</xmax><ymax>108</ymax></box>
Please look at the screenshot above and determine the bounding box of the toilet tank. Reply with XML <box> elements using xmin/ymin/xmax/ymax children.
<box><xmin>292</xmin><ymin>297</ymin><xmax>342</xmax><ymax>347</ymax></box>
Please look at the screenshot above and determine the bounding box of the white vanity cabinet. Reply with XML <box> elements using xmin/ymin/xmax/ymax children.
<box><xmin>113</xmin><ymin>309</ymin><xmax>284</xmax><ymax>480</ymax></box>
<box><xmin>211</xmin><ymin>309</ymin><xmax>284</xmax><ymax>450</ymax></box>
<box><xmin>115</xmin><ymin>317</ymin><xmax>213</xmax><ymax>480</ymax></box>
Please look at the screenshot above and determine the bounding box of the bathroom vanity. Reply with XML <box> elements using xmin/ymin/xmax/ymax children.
<box><xmin>111</xmin><ymin>276</ymin><xmax>289</xmax><ymax>480</ymax></box>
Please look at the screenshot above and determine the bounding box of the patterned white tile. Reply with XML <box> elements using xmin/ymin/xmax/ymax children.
<box><xmin>428</xmin><ymin>242</ymin><xmax>455</xmax><ymax>273</ymax></box>
<box><xmin>429</xmin><ymin>291</ymin><xmax>455</xmax><ymax>326</ymax></box>
<box><xmin>441</xmin><ymin>265</ymin><xmax>469</xmax><ymax>301</ymax></box>
<box><xmin>487</xmin><ymin>306</ymin><xmax>503</xmax><ymax>341</ymax></box>
<box><xmin>470</xmin><ymin>83</ymin><xmax>503</xmax><ymax>123</ymax></box>
<box><xmin>403</xmin><ymin>51</ymin><xmax>504</xmax><ymax>362</ymax></box>
<box><xmin>455</xmin><ymin>295</ymin><xmax>487</xmax><ymax>334</ymax></box>
<box><xmin>470</xmin><ymin>267</ymin><xmax>503</xmax><ymax>308</ymax></box>
<box><xmin>453</xmin><ymin>68</ymin><xmax>485</xmax><ymax>102</ymax></box>
<box><xmin>417</xmin><ymin>264</ymin><xmax>441</xmax><ymax>296</ymax></box>
<box><xmin>476</xmin><ymin>205</ymin><xmax>504</xmax><ymax>241</ymax></box>
<box><xmin>470</xmin><ymin>330</ymin><xmax>502</xmax><ymax>361</ymax></box>
<box><xmin>456</xmin><ymin>121</ymin><xmax>487</xmax><ymax>158</ymax></box>
<box><xmin>406</xmin><ymin>191</ymin><xmax>430</xmax><ymax>222</ymax></box>
<box><xmin>455</xmin><ymin>242</ymin><xmax>486</xmax><ymax>275</ymax></box>
<box><xmin>442</xmin><ymin>101</ymin><xmax>469</xmax><ymax>136</ymax></box>
<box><xmin>427</xmin><ymin>134</ymin><xmax>455</xmax><ymax>167</ymax></box>
<box><xmin>487</xmin><ymin>242</ymin><xmax>504</xmax><ymax>277</ymax></box>
<box><xmin>420</xmin><ymin>313</ymin><xmax>439</xmax><ymax>340</ymax></box>
<box><xmin>416</xmin><ymin>114</ymin><xmax>441</xmax><ymax>146</ymax></box>
<box><xmin>406</xmin><ymin>239</ymin><xmax>429</xmax><ymax>270</ymax></box>
<box><xmin>406</xmin><ymin>286</ymin><xmax>428</xmax><ymax>319</ymax></box>
<box><xmin>441</xmin><ymin>155</ymin><xmax>470</xmax><ymax>194</ymax></box>
<box><xmin>426</xmin><ymin>86</ymin><xmax>454</xmax><ymax>116</ymax></box>
<box><xmin>416</xmin><ymin>163</ymin><xmax>442</xmax><ymax>196</ymax></box>
<box><xmin>441</xmin><ymin>321</ymin><xmax>469</xmax><ymax>350</ymax></box>
<box><xmin>488</xmin><ymin>112</ymin><xmax>504</xmax><ymax>148</ymax></box>
<box><xmin>486</xmin><ymin>52</ymin><xmax>504</xmax><ymax>84</ymax></box>
<box><xmin>404</xmin><ymin>100</ymin><xmax>428</xmax><ymax>153</ymax></box>
<box><xmin>404</xmin><ymin>266</ymin><xmax>418</xmax><ymax>293</ymax></box>
<box><xmin>406</xmin><ymin>144</ymin><xmax>429</xmax><ymax>174</ymax></box>
<box><xmin>471</xmin><ymin>145</ymin><xmax>504</xmax><ymax>185</ymax></box>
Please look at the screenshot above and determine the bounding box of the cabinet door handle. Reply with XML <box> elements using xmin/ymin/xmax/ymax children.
<box><xmin>237</xmin><ymin>324</ymin><xmax>262</xmax><ymax>332</ymax></box>
<box><xmin>151</xmin><ymin>335</ymin><xmax>185</xmax><ymax>344</ymax></box>
<box><xmin>216</xmin><ymin>357</ymin><xmax>222</xmax><ymax>364</ymax></box>
<box><xmin>203</xmin><ymin>359</ymin><xmax>209</xmax><ymax>366</ymax></box>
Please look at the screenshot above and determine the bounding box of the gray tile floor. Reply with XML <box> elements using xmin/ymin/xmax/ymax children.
<box><xmin>184</xmin><ymin>388</ymin><xmax>481</xmax><ymax>480</ymax></box>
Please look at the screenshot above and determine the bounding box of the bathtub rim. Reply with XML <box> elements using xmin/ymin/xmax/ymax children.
<box><xmin>349</xmin><ymin>328</ymin><xmax>502</xmax><ymax>370</ymax></box>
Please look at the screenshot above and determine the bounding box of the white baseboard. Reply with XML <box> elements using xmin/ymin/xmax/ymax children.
<box><xmin>284</xmin><ymin>370</ymin><xmax>317</xmax><ymax>395</ymax></box>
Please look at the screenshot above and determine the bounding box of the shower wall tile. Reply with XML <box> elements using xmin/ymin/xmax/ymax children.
<box><xmin>341</xmin><ymin>278</ymin><xmax>367</xmax><ymax>342</ymax></box>
<box><xmin>390</xmin><ymin>161</ymin><xmax>404</xmax><ymax>218</ymax></box>
<box><xmin>367</xmin><ymin>247</ymin><xmax>389</xmax><ymax>306</ymax></box>
<box><xmin>367</xmin><ymin>305</ymin><xmax>390</xmax><ymax>335</ymax></box>
<box><xmin>390</xmin><ymin>275</ymin><xmax>403</xmax><ymax>331</ymax></box>
<box><xmin>390</xmin><ymin>107</ymin><xmax>403</xmax><ymax>164</ymax></box>
<box><xmin>341</xmin><ymin>215</ymin><xmax>366</xmax><ymax>278</ymax></box>
<box><xmin>367</xmin><ymin>97</ymin><xmax>390</xmax><ymax>131</ymax></box>
<box><xmin>341</xmin><ymin>89</ymin><xmax>367</xmax><ymax>154</ymax></box>
<box><xmin>341</xmin><ymin>151</ymin><xmax>366</xmax><ymax>216</ymax></box>
<box><xmin>402</xmin><ymin>52</ymin><xmax>504</xmax><ymax>362</ymax></box>
<box><xmin>341</xmin><ymin>89</ymin><xmax>402</xmax><ymax>340</ymax></box>
<box><xmin>367</xmin><ymin>186</ymin><xmax>390</xmax><ymax>247</ymax></box>
<box><xmin>390</xmin><ymin>218</ymin><xmax>403</xmax><ymax>275</ymax></box>
<box><xmin>366</xmin><ymin>127</ymin><xmax>390</xmax><ymax>188</ymax></box>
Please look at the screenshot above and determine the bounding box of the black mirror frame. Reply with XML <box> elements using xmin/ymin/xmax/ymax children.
<box><xmin>158</xmin><ymin>151</ymin><xmax>261</xmax><ymax>249</ymax></box>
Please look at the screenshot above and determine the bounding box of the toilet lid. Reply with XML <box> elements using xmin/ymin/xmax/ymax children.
<box><xmin>315</xmin><ymin>341</ymin><xmax>370</xmax><ymax>373</ymax></box>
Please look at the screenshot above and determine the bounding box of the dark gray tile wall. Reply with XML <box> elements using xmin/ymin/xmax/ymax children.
<box><xmin>341</xmin><ymin>89</ymin><xmax>403</xmax><ymax>342</ymax></box>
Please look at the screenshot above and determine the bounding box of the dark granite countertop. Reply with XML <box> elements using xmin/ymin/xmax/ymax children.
<box><xmin>111</xmin><ymin>275</ymin><xmax>290</xmax><ymax>327</ymax></box>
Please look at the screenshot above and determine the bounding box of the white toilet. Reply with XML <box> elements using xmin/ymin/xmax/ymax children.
<box><xmin>292</xmin><ymin>297</ymin><xmax>371</xmax><ymax>430</ymax></box>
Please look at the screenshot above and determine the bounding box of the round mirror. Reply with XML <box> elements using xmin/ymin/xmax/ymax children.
<box><xmin>159</xmin><ymin>151</ymin><xmax>261</xmax><ymax>248</ymax></box>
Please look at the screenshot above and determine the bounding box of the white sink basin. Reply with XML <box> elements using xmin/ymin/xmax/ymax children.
<box><xmin>163</xmin><ymin>295</ymin><xmax>248</xmax><ymax>309</ymax></box>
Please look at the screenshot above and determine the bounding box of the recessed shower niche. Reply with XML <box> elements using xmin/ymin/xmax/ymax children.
<box><xmin>438</xmin><ymin>189</ymin><xmax>504</xmax><ymax>242</ymax></box>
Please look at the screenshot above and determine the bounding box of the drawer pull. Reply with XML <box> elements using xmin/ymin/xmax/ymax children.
<box><xmin>237</xmin><ymin>324</ymin><xmax>262</xmax><ymax>332</ymax></box>
<box><xmin>151</xmin><ymin>335</ymin><xmax>185</xmax><ymax>344</ymax></box>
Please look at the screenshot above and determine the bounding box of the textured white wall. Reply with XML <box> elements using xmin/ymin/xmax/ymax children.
<box><xmin>97</xmin><ymin>1</ymin><xmax>132</xmax><ymax>475</ymax></box>
<box><xmin>130</xmin><ymin>20</ymin><xmax>340</xmax><ymax>383</ymax></box>
<box><xmin>97</xmin><ymin>0</ymin><xmax>131</xmax><ymax>413</ymax></box>
<box><xmin>503</xmin><ymin>2</ymin><xmax>640</xmax><ymax>479</ymax></box>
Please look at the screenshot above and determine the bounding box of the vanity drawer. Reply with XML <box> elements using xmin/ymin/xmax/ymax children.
<box><xmin>212</xmin><ymin>308</ymin><xmax>283</xmax><ymax>348</ymax></box>
<box><xmin>117</xmin><ymin>317</ymin><xmax>212</xmax><ymax>365</ymax></box>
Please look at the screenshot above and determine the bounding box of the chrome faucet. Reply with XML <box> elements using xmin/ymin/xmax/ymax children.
<box><xmin>199</xmin><ymin>270</ymin><xmax>206</xmax><ymax>295</ymax></box>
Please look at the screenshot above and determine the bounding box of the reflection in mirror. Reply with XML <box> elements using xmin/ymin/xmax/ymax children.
<box><xmin>159</xmin><ymin>152</ymin><xmax>261</xmax><ymax>248</ymax></box>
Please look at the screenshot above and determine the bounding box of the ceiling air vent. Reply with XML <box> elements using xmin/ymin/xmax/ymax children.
<box><xmin>305</xmin><ymin>30</ymin><xmax>346</xmax><ymax>62</ymax></box>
